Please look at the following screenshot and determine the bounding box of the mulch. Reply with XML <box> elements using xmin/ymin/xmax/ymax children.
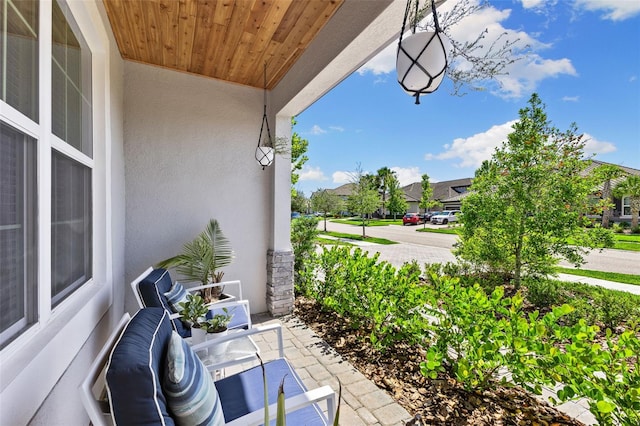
<box><xmin>294</xmin><ymin>297</ymin><xmax>585</xmax><ymax>426</ymax></box>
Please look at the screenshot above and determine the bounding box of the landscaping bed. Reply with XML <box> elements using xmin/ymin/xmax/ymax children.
<box><xmin>295</xmin><ymin>297</ymin><xmax>584</xmax><ymax>425</ymax></box>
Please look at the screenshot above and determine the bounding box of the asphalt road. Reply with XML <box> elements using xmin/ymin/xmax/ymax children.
<box><xmin>319</xmin><ymin>220</ymin><xmax>640</xmax><ymax>276</ymax></box>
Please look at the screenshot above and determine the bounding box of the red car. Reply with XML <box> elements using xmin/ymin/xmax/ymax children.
<box><xmin>402</xmin><ymin>213</ymin><xmax>422</xmax><ymax>226</ymax></box>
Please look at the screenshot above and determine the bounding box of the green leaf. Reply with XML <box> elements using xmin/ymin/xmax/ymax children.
<box><xmin>595</xmin><ymin>400</ymin><xmax>616</xmax><ymax>414</ymax></box>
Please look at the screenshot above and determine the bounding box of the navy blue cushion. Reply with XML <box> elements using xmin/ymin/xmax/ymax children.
<box><xmin>138</xmin><ymin>268</ymin><xmax>190</xmax><ymax>337</ymax></box>
<box><xmin>215</xmin><ymin>358</ymin><xmax>325</xmax><ymax>425</ymax></box>
<box><xmin>207</xmin><ymin>306</ymin><xmax>249</xmax><ymax>330</ymax></box>
<box><xmin>106</xmin><ymin>308</ymin><xmax>175</xmax><ymax>426</ymax></box>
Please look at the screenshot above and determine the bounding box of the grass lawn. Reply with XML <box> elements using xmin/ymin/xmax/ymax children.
<box><xmin>555</xmin><ymin>266</ymin><xmax>640</xmax><ymax>286</ymax></box>
<box><xmin>416</xmin><ymin>226</ymin><xmax>460</xmax><ymax>235</ymax></box>
<box><xmin>611</xmin><ymin>233</ymin><xmax>640</xmax><ymax>251</ymax></box>
<box><xmin>318</xmin><ymin>231</ymin><xmax>397</xmax><ymax>245</ymax></box>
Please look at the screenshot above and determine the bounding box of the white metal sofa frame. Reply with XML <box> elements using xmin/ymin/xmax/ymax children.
<box><xmin>130</xmin><ymin>266</ymin><xmax>253</xmax><ymax>331</ymax></box>
<box><xmin>79</xmin><ymin>312</ymin><xmax>337</xmax><ymax>426</ymax></box>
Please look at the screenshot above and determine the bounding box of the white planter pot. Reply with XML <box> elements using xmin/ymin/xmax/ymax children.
<box><xmin>190</xmin><ymin>327</ymin><xmax>208</xmax><ymax>358</ymax></box>
<box><xmin>206</xmin><ymin>329</ymin><xmax>229</xmax><ymax>359</ymax></box>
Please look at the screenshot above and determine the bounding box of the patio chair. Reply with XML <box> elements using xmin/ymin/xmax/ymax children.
<box><xmin>79</xmin><ymin>308</ymin><xmax>336</xmax><ymax>426</ymax></box>
<box><xmin>130</xmin><ymin>267</ymin><xmax>251</xmax><ymax>337</ymax></box>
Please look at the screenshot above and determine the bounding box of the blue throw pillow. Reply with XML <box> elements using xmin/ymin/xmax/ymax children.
<box><xmin>163</xmin><ymin>332</ymin><xmax>225</xmax><ymax>426</ymax></box>
<box><xmin>164</xmin><ymin>281</ymin><xmax>189</xmax><ymax>313</ymax></box>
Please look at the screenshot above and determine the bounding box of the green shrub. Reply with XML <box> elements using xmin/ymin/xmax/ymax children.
<box><xmin>630</xmin><ymin>225</ymin><xmax>640</xmax><ymax>234</ymax></box>
<box><xmin>612</xmin><ymin>223</ymin><xmax>625</xmax><ymax>234</ymax></box>
<box><xmin>597</xmin><ymin>291</ymin><xmax>638</xmax><ymax>329</ymax></box>
<box><xmin>620</xmin><ymin>221</ymin><xmax>631</xmax><ymax>229</ymax></box>
<box><xmin>525</xmin><ymin>278</ymin><xmax>560</xmax><ymax>308</ymax></box>
<box><xmin>562</xmin><ymin>297</ymin><xmax>597</xmax><ymax>327</ymax></box>
<box><xmin>316</xmin><ymin>246</ymin><xmax>430</xmax><ymax>350</ymax></box>
<box><xmin>291</xmin><ymin>216</ymin><xmax>319</xmax><ymax>293</ymax></box>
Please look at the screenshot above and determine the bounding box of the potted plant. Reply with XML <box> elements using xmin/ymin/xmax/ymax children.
<box><xmin>202</xmin><ymin>307</ymin><xmax>234</xmax><ymax>358</ymax></box>
<box><xmin>177</xmin><ymin>293</ymin><xmax>209</xmax><ymax>346</ymax></box>
<box><xmin>157</xmin><ymin>219</ymin><xmax>234</xmax><ymax>303</ymax></box>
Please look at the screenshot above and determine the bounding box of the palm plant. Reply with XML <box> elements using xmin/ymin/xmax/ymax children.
<box><xmin>614</xmin><ymin>175</ymin><xmax>640</xmax><ymax>229</ymax></box>
<box><xmin>157</xmin><ymin>219</ymin><xmax>234</xmax><ymax>302</ymax></box>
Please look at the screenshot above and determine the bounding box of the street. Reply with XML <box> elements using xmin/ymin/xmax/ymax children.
<box><xmin>319</xmin><ymin>220</ymin><xmax>640</xmax><ymax>276</ymax></box>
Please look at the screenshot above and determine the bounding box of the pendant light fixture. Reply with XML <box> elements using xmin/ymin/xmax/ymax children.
<box><xmin>255</xmin><ymin>62</ymin><xmax>274</xmax><ymax>169</ymax></box>
<box><xmin>396</xmin><ymin>0</ymin><xmax>448</xmax><ymax>104</ymax></box>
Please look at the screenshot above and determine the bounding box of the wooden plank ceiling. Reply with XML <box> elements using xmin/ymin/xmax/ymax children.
<box><xmin>102</xmin><ymin>0</ymin><xmax>344</xmax><ymax>89</ymax></box>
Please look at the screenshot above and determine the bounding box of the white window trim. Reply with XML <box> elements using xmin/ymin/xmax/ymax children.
<box><xmin>1</xmin><ymin>0</ymin><xmax>113</xmax><ymax>401</ymax></box>
<box><xmin>621</xmin><ymin>196</ymin><xmax>631</xmax><ymax>218</ymax></box>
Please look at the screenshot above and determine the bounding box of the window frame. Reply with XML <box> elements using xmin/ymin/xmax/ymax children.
<box><xmin>0</xmin><ymin>0</ymin><xmax>95</xmax><ymax>349</ymax></box>
<box><xmin>622</xmin><ymin>196</ymin><xmax>631</xmax><ymax>216</ymax></box>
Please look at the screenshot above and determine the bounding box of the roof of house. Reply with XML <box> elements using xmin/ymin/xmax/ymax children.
<box><xmin>402</xmin><ymin>178</ymin><xmax>473</xmax><ymax>203</ymax></box>
<box><xmin>322</xmin><ymin>183</ymin><xmax>356</xmax><ymax>197</ymax></box>
<box><xmin>583</xmin><ymin>159</ymin><xmax>640</xmax><ymax>189</ymax></box>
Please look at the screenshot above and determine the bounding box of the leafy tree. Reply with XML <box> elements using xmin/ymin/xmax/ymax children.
<box><xmin>387</xmin><ymin>176</ymin><xmax>408</xmax><ymax>219</ymax></box>
<box><xmin>376</xmin><ymin>167</ymin><xmax>396</xmax><ymax>218</ymax></box>
<box><xmin>311</xmin><ymin>189</ymin><xmax>343</xmax><ymax>232</ymax></box>
<box><xmin>418</xmin><ymin>173</ymin><xmax>438</xmax><ymax>228</ymax></box>
<box><xmin>290</xmin><ymin>117</ymin><xmax>309</xmax><ymax>197</ymax></box>
<box><xmin>291</xmin><ymin>190</ymin><xmax>308</xmax><ymax>213</ymax></box>
<box><xmin>347</xmin><ymin>166</ymin><xmax>381</xmax><ymax>237</ymax></box>
<box><xmin>593</xmin><ymin>164</ymin><xmax>624</xmax><ymax>228</ymax></box>
<box><xmin>455</xmin><ymin>93</ymin><xmax>613</xmax><ymax>288</ymax></box>
<box><xmin>614</xmin><ymin>175</ymin><xmax>640</xmax><ymax>228</ymax></box>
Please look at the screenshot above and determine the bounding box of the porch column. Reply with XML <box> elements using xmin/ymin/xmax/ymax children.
<box><xmin>266</xmin><ymin>115</ymin><xmax>294</xmax><ymax>316</ymax></box>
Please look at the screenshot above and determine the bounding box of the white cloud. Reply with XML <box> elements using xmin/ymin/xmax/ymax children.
<box><xmin>309</xmin><ymin>125</ymin><xmax>327</xmax><ymax>135</ymax></box>
<box><xmin>574</xmin><ymin>0</ymin><xmax>640</xmax><ymax>21</ymax></box>
<box><xmin>562</xmin><ymin>95</ymin><xmax>580</xmax><ymax>102</ymax></box>
<box><xmin>332</xmin><ymin>171</ymin><xmax>353</xmax><ymax>184</ymax></box>
<box><xmin>520</xmin><ymin>0</ymin><xmax>546</xmax><ymax>9</ymax></box>
<box><xmin>358</xmin><ymin>0</ymin><xmax>577</xmax><ymax>99</ymax></box>
<box><xmin>329</xmin><ymin>126</ymin><xmax>345</xmax><ymax>132</ymax></box>
<box><xmin>425</xmin><ymin>120</ymin><xmax>517</xmax><ymax>168</ymax></box>
<box><xmin>582</xmin><ymin>133</ymin><xmax>617</xmax><ymax>155</ymax></box>
<box><xmin>357</xmin><ymin>44</ymin><xmax>397</xmax><ymax>75</ymax></box>
<box><xmin>299</xmin><ymin>165</ymin><xmax>328</xmax><ymax>182</ymax></box>
<box><xmin>390</xmin><ymin>166</ymin><xmax>424</xmax><ymax>187</ymax></box>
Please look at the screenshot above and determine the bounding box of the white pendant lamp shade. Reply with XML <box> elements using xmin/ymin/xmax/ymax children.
<box><xmin>396</xmin><ymin>31</ymin><xmax>448</xmax><ymax>103</ymax></box>
<box><xmin>255</xmin><ymin>145</ymin><xmax>274</xmax><ymax>169</ymax></box>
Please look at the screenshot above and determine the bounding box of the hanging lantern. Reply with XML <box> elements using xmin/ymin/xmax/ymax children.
<box><xmin>256</xmin><ymin>62</ymin><xmax>274</xmax><ymax>169</ymax></box>
<box><xmin>255</xmin><ymin>145</ymin><xmax>274</xmax><ymax>169</ymax></box>
<box><xmin>396</xmin><ymin>0</ymin><xmax>448</xmax><ymax>104</ymax></box>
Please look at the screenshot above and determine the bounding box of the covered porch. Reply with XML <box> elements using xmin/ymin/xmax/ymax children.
<box><xmin>0</xmin><ymin>1</ymin><xmax>411</xmax><ymax>424</ymax></box>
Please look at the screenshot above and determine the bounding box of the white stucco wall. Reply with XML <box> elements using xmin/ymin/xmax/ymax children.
<box><xmin>123</xmin><ymin>62</ymin><xmax>276</xmax><ymax>314</ymax></box>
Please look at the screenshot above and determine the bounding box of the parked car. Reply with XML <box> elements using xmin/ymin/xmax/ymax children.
<box><xmin>402</xmin><ymin>213</ymin><xmax>422</xmax><ymax>226</ymax></box>
<box><xmin>291</xmin><ymin>212</ymin><xmax>301</xmax><ymax>219</ymax></box>
<box><xmin>422</xmin><ymin>211</ymin><xmax>441</xmax><ymax>222</ymax></box>
<box><xmin>431</xmin><ymin>210</ymin><xmax>460</xmax><ymax>225</ymax></box>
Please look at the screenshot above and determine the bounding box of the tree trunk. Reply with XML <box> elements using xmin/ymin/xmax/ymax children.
<box><xmin>601</xmin><ymin>180</ymin><xmax>612</xmax><ymax>228</ymax></box>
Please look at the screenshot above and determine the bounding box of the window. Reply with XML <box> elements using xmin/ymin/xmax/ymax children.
<box><xmin>0</xmin><ymin>0</ymin><xmax>93</xmax><ymax>347</ymax></box>
<box><xmin>0</xmin><ymin>123</ymin><xmax>37</xmax><ymax>347</ymax></box>
<box><xmin>51</xmin><ymin>152</ymin><xmax>92</xmax><ymax>306</ymax></box>
<box><xmin>0</xmin><ymin>0</ymin><xmax>39</xmax><ymax>121</ymax></box>
<box><xmin>52</xmin><ymin>0</ymin><xmax>92</xmax><ymax>156</ymax></box>
<box><xmin>622</xmin><ymin>196</ymin><xmax>631</xmax><ymax>216</ymax></box>
<box><xmin>50</xmin><ymin>0</ymin><xmax>92</xmax><ymax>306</ymax></box>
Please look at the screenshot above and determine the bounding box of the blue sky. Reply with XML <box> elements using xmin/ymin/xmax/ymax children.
<box><xmin>294</xmin><ymin>0</ymin><xmax>640</xmax><ymax>197</ymax></box>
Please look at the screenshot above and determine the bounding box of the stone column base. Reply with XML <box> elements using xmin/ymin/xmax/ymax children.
<box><xmin>266</xmin><ymin>249</ymin><xmax>294</xmax><ymax>316</ymax></box>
